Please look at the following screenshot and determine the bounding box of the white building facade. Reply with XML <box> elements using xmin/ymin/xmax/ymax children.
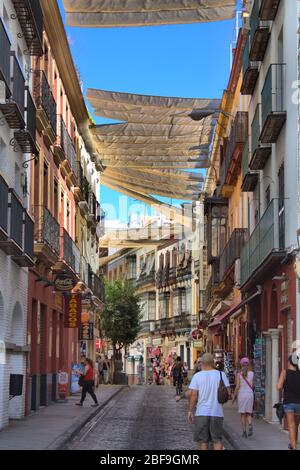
<box><xmin>0</xmin><ymin>0</ymin><xmax>43</xmax><ymax>429</ymax></box>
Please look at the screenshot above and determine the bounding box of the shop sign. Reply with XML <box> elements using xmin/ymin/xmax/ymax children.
<box><xmin>64</xmin><ymin>293</ymin><xmax>81</xmax><ymax>328</ymax></box>
<box><xmin>152</xmin><ymin>338</ymin><xmax>162</xmax><ymax>346</ymax></box>
<box><xmin>54</xmin><ymin>271</ymin><xmax>76</xmax><ymax>292</ymax></box>
<box><xmin>193</xmin><ymin>341</ymin><xmax>203</xmax><ymax>349</ymax></box>
<box><xmin>79</xmin><ymin>322</ymin><xmax>94</xmax><ymax>340</ymax></box>
<box><xmin>147</xmin><ymin>336</ymin><xmax>153</xmax><ymax>346</ymax></box>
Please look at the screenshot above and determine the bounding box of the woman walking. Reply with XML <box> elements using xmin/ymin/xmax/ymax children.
<box><xmin>76</xmin><ymin>358</ymin><xmax>99</xmax><ymax>407</ymax></box>
<box><xmin>277</xmin><ymin>355</ymin><xmax>300</xmax><ymax>450</ymax></box>
<box><xmin>232</xmin><ymin>357</ymin><xmax>254</xmax><ymax>437</ymax></box>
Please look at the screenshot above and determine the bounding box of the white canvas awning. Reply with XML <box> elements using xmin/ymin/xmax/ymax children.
<box><xmin>63</xmin><ymin>0</ymin><xmax>236</xmax><ymax>27</ymax></box>
<box><xmin>87</xmin><ymin>88</ymin><xmax>219</xmax><ymax>225</ymax></box>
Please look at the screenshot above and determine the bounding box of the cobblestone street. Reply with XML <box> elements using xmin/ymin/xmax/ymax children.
<box><xmin>66</xmin><ymin>386</ymin><xmax>200</xmax><ymax>451</ymax></box>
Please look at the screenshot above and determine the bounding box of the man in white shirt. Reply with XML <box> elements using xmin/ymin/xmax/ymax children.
<box><xmin>188</xmin><ymin>353</ymin><xmax>230</xmax><ymax>450</ymax></box>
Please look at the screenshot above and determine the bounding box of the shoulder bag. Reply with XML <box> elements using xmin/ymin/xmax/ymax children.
<box><xmin>217</xmin><ymin>371</ymin><xmax>229</xmax><ymax>404</ymax></box>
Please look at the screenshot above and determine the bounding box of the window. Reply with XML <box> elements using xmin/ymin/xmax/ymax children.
<box><xmin>54</xmin><ymin>179</ymin><xmax>59</xmax><ymax>220</ymax></box>
<box><xmin>60</xmin><ymin>191</ymin><xmax>65</xmax><ymax>226</ymax></box>
<box><xmin>179</xmin><ymin>288</ymin><xmax>186</xmax><ymax>314</ymax></box>
<box><xmin>66</xmin><ymin>200</ymin><xmax>70</xmax><ymax>232</ymax></box>
<box><xmin>148</xmin><ymin>293</ymin><xmax>156</xmax><ymax>321</ymax></box>
<box><xmin>127</xmin><ymin>256</ymin><xmax>136</xmax><ymax>279</ymax></box>
<box><xmin>43</xmin><ymin>162</ymin><xmax>48</xmax><ymax>208</ymax></box>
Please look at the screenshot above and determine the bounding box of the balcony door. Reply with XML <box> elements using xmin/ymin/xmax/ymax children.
<box><xmin>278</xmin><ymin>164</ymin><xmax>285</xmax><ymax>249</ymax></box>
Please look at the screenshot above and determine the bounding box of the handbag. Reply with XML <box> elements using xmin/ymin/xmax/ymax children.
<box><xmin>78</xmin><ymin>375</ymin><xmax>85</xmax><ymax>387</ymax></box>
<box><xmin>273</xmin><ymin>402</ymin><xmax>284</xmax><ymax>423</ymax></box>
<box><xmin>217</xmin><ymin>371</ymin><xmax>229</xmax><ymax>404</ymax></box>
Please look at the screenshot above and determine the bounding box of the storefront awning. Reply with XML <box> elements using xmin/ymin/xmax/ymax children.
<box><xmin>63</xmin><ymin>1</ymin><xmax>236</xmax><ymax>27</ymax></box>
<box><xmin>208</xmin><ymin>303</ymin><xmax>240</xmax><ymax>329</ymax></box>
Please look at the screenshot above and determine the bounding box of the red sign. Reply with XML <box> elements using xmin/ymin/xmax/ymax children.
<box><xmin>64</xmin><ymin>293</ymin><xmax>81</xmax><ymax>328</ymax></box>
<box><xmin>58</xmin><ymin>371</ymin><xmax>68</xmax><ymax>398</ymax></box>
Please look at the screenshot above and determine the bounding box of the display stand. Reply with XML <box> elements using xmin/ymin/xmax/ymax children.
<box><xmin>224</xmin><ymin>351</ymin><xmax>235</xmax><ymax>387</ymax></box>
<box><xmin>253</xmin><ymin>336</ymin><xmax>266</xmax><ymax>417</ymax></box>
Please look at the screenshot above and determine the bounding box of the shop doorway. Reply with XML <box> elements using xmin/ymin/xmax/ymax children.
<box><xmin>180</xmin><ymin>345</ymin><xmax>184</xmax><ymax>361</ymax></box>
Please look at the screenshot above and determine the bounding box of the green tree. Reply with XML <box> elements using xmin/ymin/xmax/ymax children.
<box><xmin>100</xmin><ymin>279</ymin><xmax>142</xmax><ymax>378</ymax></box>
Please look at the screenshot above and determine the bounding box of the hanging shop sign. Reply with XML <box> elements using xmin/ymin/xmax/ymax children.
<box><xmin>79</xmin><ymin>322</ymin><xmax>94</xmax><ymax>340</ymax></box>
<box><xmin>152</xmin><ymin>338</ymin><xmax>162</xmax><ymax>346</ymax></box>
<box><xmin>54</xmin><ymin>271</ymin><xmax>77</xmax><ymax>292</ymax></box>
<box><xmin>81</xmin><ymin>297</ymin><xmax>93</xmax><ymax>310</ymax></box>
<box><xmin>191</xmin><ymin>328</ymin><xmax>203</xmax><ymax>341</ymax></box>
<box><xmin>64</xmin><ymin>293</ymin><xmax>81</xmax><ymax>328</ymax></box>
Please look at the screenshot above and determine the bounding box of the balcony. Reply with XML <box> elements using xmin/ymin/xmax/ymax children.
<box><xmin>11</xmin><ymin>0</ymin><xmax>43</xmax><ymax>56</ymax></box>
<box><xmin>156</xmin><ymin>317</ymin><xmax>175</xmax><ymax>333</ymax></box>
<box><xmin>259</xmin><ymin>0</ymin><xmax>281</xmax><ymax>21</ymax></box>
<box><xmin>240</xmin><ymin>198</ymin><xmax>285</xmax><ymax>287</ymax></box>
<box><xmin>0</xmin><ymin>189</ymin><xmax>34</xmax><ymax>266</ymax></box>
<box><xmin>241</xmin><ymin>34</ymin><xmax>259</xmax><ymax>95</ymax></box>
<box><xmin>78</xmin><ymin>175</ymin><xmax>90</xmax><ymax>214</ymax></box>
<box><xmin>249</xmin><ymin>104</ymin><xmax>271</xmax><ymax>170</ymax></box>
<box><xmin>73</xmin><ymin>163</ymin><xmax>84</xmax><ymax>203</ymax></box>
<box><xmin>34</xmin><ymin>207</ymin><xmax>60</xmax><ymax>266</ymax></box>
<box><xmin>241</xmin><ymin>140</ymin><xmax>259</xmax><ymax>192</ymax></box>
<box><xmin>0</xmin><ymin>175</ymin><xmax>9</xmax><ymax>242</ymax></box>
<box><xmin>219</xmin><ymin>229</ymin><xmax>249</xmax><ymax>281</ymax></box>
<box><xmin>0</xmin><ymin>18</ymin><xmax>11</xmax><ymax>96</ymax></box>
<box><xmin>88</xmin><ymin>268</ymin><xmax>105</xmax><ymax>301</ymax></box>
<box><xmin>136</xmin><ymin>270</ymin><xmax>156</xmax><ymax>288</ymax></box>
<box><xmin>169</xmin><ymin>266</ymin><xmax>177</xmax><ymax>284</ymax></box>
<box><xmin>156</xmin><ymin>269</ymin><xmax>163</xmax><ymax>288</ymax></box>
<box><xmin>53</xmin><ymin>116</ymin><xmax>78</xmax><ymax>185</ymax></box>
<box><xmin>249</xmin><ymin>0</ymin><xmax>271</xmax><ymax>62</ymax></box>
<box><xmin>59</xmin><ymin>117</ymin><xmax>78</xmax><ymax>186</ymax></box>
<box><xmin>260</xmin><ymin>64</ymin><xmax>286</xmax><ymax>144</ymax></box>
<box><xmin>80</xmin><ymin>255</ymin><xmax>89</xmax><ymax>286</ymax></box>
<box><xmin>221</xmin><ymin>112</ymin><xmax>248</xmax><ymax>192</ymax></box>
<box><xmin>0</xmin><ymin>55</ymin><xmax>25</xmax><ymax>130</ymax></box>
<box><xmin>14</xmin><ymin>89</ymin><xmax>38</xmax><ymax>155</ymax></box>
<box><xmin>60</xmin><ymin>228</ymin><xmax>78</xmax><ymax>274</ymax></box>
<box><xmin>33</xmin><ymin>71</ymin><xmax>57</xmax><ymax>146</ymax></box>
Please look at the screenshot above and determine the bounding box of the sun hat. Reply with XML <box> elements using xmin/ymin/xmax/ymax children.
<box><xmin>240</xmin><ymin>357</ymin><xmax>250</xmax><ymax>365</ymax></box>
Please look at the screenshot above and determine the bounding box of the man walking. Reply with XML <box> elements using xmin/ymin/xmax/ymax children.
<box><xmin>188</xmin><ymin>353</ymin><xmax>230</xmax><ymax>450</ymax></box>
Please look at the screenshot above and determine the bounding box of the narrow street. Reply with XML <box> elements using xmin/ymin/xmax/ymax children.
<box><xmin>65</xmin><ymin>386</ymin><xmax>232</xmax><ymax>451</ymax></box>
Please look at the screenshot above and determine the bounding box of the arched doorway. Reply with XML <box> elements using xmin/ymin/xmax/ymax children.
<box><xmin>8</xmin><ymin>302</ymin><xmax>25</xmax><ymax>420</ymax></box>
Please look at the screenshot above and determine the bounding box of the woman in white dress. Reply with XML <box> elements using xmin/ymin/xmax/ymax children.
<box><xmin>232</xmin><ymin>357</ymin><xmax>254</xmax><ymax>438</ymax></box>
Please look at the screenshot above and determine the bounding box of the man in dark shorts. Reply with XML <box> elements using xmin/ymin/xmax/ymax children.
<box><xmin>188</xmin><ymin>353</ymin><xmax>230</xmax><ymax>450</ymax></box>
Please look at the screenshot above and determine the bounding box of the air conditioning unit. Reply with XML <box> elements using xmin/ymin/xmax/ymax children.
<box><xmin>234</xmin><ymin>259</ymin><xmax>241</xmax><ymax>287</ymax></box>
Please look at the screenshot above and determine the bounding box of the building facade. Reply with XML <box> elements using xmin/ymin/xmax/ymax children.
<box><xmin>0</xmin><ymin>0</ymin><xmax>41</xmax><ymax>431</ymax></box>
<box><xmin>203</xmin><ymin>0</ymin><xmax>300</xmax><ymax>422</ymax></box>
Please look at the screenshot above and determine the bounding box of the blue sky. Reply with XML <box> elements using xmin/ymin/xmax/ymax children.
<box><xmin>58</xmin><ymin>1</ymin><xmax>238</xmax><ymax>224</ymax></box>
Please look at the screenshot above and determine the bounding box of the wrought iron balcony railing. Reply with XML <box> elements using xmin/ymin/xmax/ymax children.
<box><xmin>240</xmin><ymin>199</ymin><xmax>284</xmax><ymax>285</ymax></box>
<box><xmin>219</xmin><ymin>228</ymin><xmax>249</xmax><ymax>281</ymax></box>
<box><xmin>35</xmin><ymin>207</ymin><xmax>60</xmax><ymax>256</ymax></box>
<box><xmin>260</xmin><ymin>63</ymin><xmax>286</xmax><ymax>143</ymax></box>
<box><xmin>0</xmin><ymin>18</ymin><xmax>11</xmax><ymax>93</ymax></box>
<box><xmin>11</xmin><ymin>0</ymin><xmax>43</xmax><ymax>56</ymax></box>
<box><xmin>33</xmin><ymin>70</ymin><xmax>57</xmax><ymax>135</ymax></box>
<box><xmin>221</xmin><ymin>111</ymin><xmax>248</xmax><ymax>186</ymax></box>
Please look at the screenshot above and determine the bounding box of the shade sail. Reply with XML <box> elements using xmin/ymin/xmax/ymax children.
<box><xmin>87</xmin><ymin>88</ymin><xmax>219</xmax><ymax>224</ymax></box>
<box><xmin>63</xmin><ymin>1</ymin><xmax>236</xmax><ymax>27</ymax></box>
